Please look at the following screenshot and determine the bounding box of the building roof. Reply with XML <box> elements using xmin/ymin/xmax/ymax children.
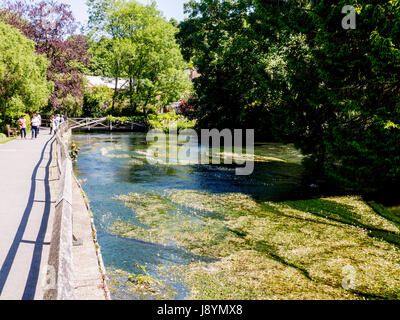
<box><xmin>85</xmin><ymin>75</ymin><xmax>130</xmax><ymax>90</ymax></box>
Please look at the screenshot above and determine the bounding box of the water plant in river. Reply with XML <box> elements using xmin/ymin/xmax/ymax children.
<box><xmin>111</xmin><ymin>190</ymin><xmax>400</xmax><ymax>300</ymax></box>
<box><xmin>107</xmin><ymin>266</ymin><xmax>178</xmax><ymax>300</ymax></box>
<box><xmin>69</xmin><ymin>141</ymin><xmax>80</xmax><ymax>161</ymax></box>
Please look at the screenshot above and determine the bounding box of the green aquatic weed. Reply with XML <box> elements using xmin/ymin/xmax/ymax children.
<box><xmin>111</xmin><ymin>191</ymin><xmax>400</xmax><ymax>300</ymax></box>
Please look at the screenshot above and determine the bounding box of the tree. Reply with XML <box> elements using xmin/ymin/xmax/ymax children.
<box><xmin>305</xmin><ymin>0</ymin><xmax>400</xmax><ymax>191</ymax></box>
<box><xmin>177</xmin><ymin>0</ymin><xmax>277</xmax><ymax>137</ymax></box>
<box><xmin>87</xmin><ymin>0</ymin><xmax>192</xmax><ymax>115</ymax></box>
<box><xmin>257</xmin><ymin>0</ymin><xmax>400</xmax><ymax>191</ymax></box>
<box><xmin>178</xmin><ymin>0</ymin><xmax>400</xmax><ymax>193</ymax></box>
<box><xmin>1</xmin><ymin>0</ymin><xmax>90</xmax><ymax>116</ymax></box>
<box><xmin>0</xmin><ymin>21</ymin><xmax>53</xmax><ymax>125</ymax></box>
<box><xmin>82</xmin><ymin>85</ymin><xmax>114</xmax><ymax>117</ymax></box>
<box><xmin>86</xmin><ymin>36</ymin><xmax>114</xmax><ymax>77</ymax></box>
<box><xmin>86</xmin><ymin>36</ymin><xmax>127</xmax><ymax>113</ymax></box>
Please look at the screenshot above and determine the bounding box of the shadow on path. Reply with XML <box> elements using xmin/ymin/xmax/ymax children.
<box><xmin>0</xmin><ymin>137</ymin><xmax>54</xmax><ymax>300</ymax></box>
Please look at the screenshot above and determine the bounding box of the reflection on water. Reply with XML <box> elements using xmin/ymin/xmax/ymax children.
<box><xmin>73</xmin><ymin>132</ymin><xmax>312</xmax><ymax>300</ymax></box>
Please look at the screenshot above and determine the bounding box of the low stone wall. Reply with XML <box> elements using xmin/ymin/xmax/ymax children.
<box><xmin>73</xmin><ymin>176</ymin><xmax>111</xmax><ymax>300</ymax></box>
<box><xmin>44</xmin><ymin>161</ymin><xmax>74</xmax><ymax>299</ymax></box>
<box><xmin>44</xmin><ymin>124</ymin><xmax>75</xmax><ymax>300</ymax></box>
<box><xmin>44</xmin><ymin>122</ymin><xmax>110</xmax><ymax>300</ymax></box>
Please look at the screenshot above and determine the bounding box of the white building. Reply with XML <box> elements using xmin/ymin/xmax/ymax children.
<box><xmin>85</xmin><ymin>75</ymin><xmax>130</xmax><ymax>90</ymax></box>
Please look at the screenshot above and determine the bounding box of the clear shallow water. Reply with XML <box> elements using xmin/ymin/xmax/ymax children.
<box><xmin>72</xmin><ymin>132</ymin><xmax>312</xmax><ymax>300</ymax></box>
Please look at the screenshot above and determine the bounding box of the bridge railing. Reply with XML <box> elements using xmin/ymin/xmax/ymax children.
<box><xmin>68</xmin><ymin>117</ymin><xmax>108</xmax><ymax>130</ymax></box>
<box><xmin>68</xmin><ymin>117</ymin><xmax>146</xmax><ymax>131</ymax></box>
<box><xmin>44</xmin><ymin>121</ymin><xmax>75</xmax><ymax>300</ymax></box>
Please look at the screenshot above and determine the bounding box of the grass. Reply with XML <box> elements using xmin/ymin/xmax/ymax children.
<box><xmin>109</xmin><ymin>190</ymin><xmax>400</xmax><ymax>300</ymax></box>
<box><xmin>0</xmin><ymin>136</ymin><xmax>15</xmax><ymax>144</ymax></box>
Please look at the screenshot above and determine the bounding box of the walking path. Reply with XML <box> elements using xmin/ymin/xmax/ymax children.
<box><xmin>0</xmin><ymin>133</ymin><xmax>55</xmax><ymax>300</ymax></box>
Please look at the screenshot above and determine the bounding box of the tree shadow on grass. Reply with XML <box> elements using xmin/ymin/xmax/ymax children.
<box><xmin>249</xmin><ymin>237</ymin><xmax>391</xmax><ymax>300</ymax></box>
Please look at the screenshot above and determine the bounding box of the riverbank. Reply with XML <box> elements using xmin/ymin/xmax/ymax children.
<box><xmin>54</xmin><ymin>129</ymin><xmax>110</xmax><ymax>300</ymax></box>
<box><xmin>45</xmin><ymin>126</ymin><xmax>109</xmax><ymax>300</ymax></box>
<box><xmin>71</xmin><ymin>175</ymin><xmax>110</xmax><ymax>300</ymax></box>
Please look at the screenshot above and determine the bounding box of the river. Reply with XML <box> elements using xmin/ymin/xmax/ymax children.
<box><xmin>72</xmin><ymin>132</ymin><xmax>317</xmax><ymax>300</ymax></box>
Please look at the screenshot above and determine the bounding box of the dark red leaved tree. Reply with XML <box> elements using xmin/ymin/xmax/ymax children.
<box><xmin>0</xmin><ymin>0</ymin><xmax>90</xmax><ymax>115</ymax></box>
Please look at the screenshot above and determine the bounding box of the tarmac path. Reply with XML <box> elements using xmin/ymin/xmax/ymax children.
<box><xmin>0</xmin><ymin>132</ymin><xmax>55</xmax><ymax>300</ymax></box>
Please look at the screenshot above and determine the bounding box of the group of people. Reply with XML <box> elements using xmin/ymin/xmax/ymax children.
<box><xmin>17</xmin><ymin>112</ymin><xmax>41</xmax><ymax>140</ymax></box>
<box><xmin>49</xmin><ymin>114</ymin><xmax>65</xmax><ymax>135</ymax></box>
<box><xmin>17</xmin><ymin>113</ymin><xmax>65</xmax><ymax>139</ymax></box>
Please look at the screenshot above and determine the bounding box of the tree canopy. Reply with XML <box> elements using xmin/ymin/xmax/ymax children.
<box><xmin>1</xmin><ymin>0</ymin><xmax>90</xmax><ymax>116</ymax></box>
<box><xmin>177</xmin><ymin>0</ymin><xmax>400</xmax><ymax>193</ymax></box>
<box><xmin>86</xmin><ymin>0</ymin><xmax>192</xmax><ymax>114</ymax></box>
<box><xmin>0</xmin><ymin>21</ymin><xmax>53</xmax><ymax>124</ymax></box>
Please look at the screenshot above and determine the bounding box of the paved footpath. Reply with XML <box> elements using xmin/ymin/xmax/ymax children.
<box><xmin>0</xmin><ymin>133</ymin><xmax>55</xmax><ymax>300</ymax></box>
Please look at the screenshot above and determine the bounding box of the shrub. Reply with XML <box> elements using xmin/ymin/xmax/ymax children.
<box><xmin>82</xmin><ymin>93</ymin><xmax>102</xmax><ymax>118</ymax></box>
<box><xmin>148</xmin><ymin>111</ymin><xmax>197</xmax><ymax>133</ymax></box>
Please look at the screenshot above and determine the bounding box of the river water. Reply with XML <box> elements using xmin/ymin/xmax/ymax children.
<box><xmin>72</xmin><ymin>132</ymin><xmax>314</xmax><ymax>300</ymax></box>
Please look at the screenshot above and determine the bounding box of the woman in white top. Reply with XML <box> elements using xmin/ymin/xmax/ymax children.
<box><xmin>31</xmin><ymin>115</ymin><xmax>40</xmax><ymax>139</ymax></box>
<box><xmin>49</xmin><ymin>115</ymin><xmax>55</xmax><ymax>135</ymax></box>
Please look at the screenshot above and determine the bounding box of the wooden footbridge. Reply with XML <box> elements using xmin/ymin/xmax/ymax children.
<box><xmin>67</xmin><ymin>117</ymin><xmax>146</xmax><ymax>131</ymax></box>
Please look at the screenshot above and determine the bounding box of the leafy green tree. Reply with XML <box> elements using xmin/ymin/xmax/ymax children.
<box><xmin>305</xmin><ymin>0</ymin><xmax>400</xmax><ymax>191</ymax></box>
<box><xmin>1</xmin><ymin>1</ymin><xmax>90</xmax><ymax>116</ymax></box>
<box><xmin>177</xmin><ymin>0</ymin><xmax>278</xmax><ymax>137</ymax></box>
<box><xmin>0</xmin><ymin>21</ymin><xmax>53</xmax><ymax>126</ymax></box>
<box><xmin>86</xmin><ymin>36</ymin><xmax>125</xmax><ymax>112</ymax></box>
<box><xmin>86</xmin><ymin>36</ymin><xmax>114</xmax><ymax>77</ymax></box>
<box><xmin>263</xmin><ymin>0</ymin><xmax>400</xmax><ymax>191</ymax></box>
<box><xmin>83</xmin><ymin>85</ymin><xmax>114</xmax><ymax>117</ymax></box>
<box><xmin>178</xmin><ymin>0</ymin><xmax>400</xmax><ymax>193</ymax></box>
<box><xmin>87</xmin><ymin>0</ymin><xmax>192</xmax><ymax>115</ymax></box>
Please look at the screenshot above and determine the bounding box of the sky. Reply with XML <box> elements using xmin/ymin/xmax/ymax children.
<box><xmin>57</xmin><ymin>0</ymin><xmax>187</xmax><ymax>30</ymax></box>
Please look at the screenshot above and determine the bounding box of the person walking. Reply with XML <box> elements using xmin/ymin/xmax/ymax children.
<box><xmin>18</xmin><ymin>114</ymin><xmax>27</xmax><ymax>139</ymax></box>
<box><xmin>49</xmin><ymin>115</ymin><xmax>55</xmax><ymax>135</ymax></box>
<box><xmin>36</xmin><ymin>112</ymin><xmax>42</xmax><ymax>136</ymax></box>
<box><xmin>54</xmin><ymin>114</ymin><xmax>60</xmax><ymax>129</ymax></box>
<box><xmin>31</xmin><ymin>114</ymin><xmax>40</xmax><ymax>139</ymax></box>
